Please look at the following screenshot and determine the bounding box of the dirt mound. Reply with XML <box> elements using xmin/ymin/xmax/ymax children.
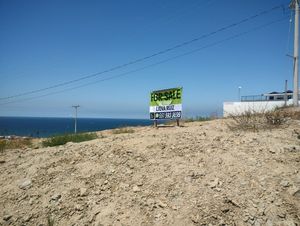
<box><xmin>0</xmin><ymin>119</ymin><xmax>300</xmax><ymax>225</ymax></box>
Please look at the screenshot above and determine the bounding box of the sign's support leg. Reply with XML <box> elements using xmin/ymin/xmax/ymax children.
<box><xmin>154</xmin><ymin>120</ymin><xmax>157</xmax><ymax>128</ymax></box>
<box><xmin>176</xmin><ymin>119</ymin><xmax>180</xmax><ymax>127</ymax></box>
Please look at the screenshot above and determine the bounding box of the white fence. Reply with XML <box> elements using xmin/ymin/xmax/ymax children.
<box><xmin>223</xmin><ymin>99</ymin><xmax>299</xmax><ymax>117</ymax></box>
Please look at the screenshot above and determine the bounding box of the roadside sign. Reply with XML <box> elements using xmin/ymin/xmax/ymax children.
<box><xmin>149</xmin><ymin>87</ymin><xmax>182</xmax><ymax>120</ymax></box>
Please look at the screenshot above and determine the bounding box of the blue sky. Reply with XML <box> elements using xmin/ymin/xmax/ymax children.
<box><xmin>0</xmin><ymin>0</ymin><xmax>295</xmax><ymax>118</ymax></box>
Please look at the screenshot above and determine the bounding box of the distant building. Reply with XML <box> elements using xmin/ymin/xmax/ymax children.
<box><xmin>223</xmin><ymin>90</ymin><xmax>300</xmax><ymax>117</ymax></box>
<box><xmin>240</xmin><ymin>90</ymin><xmax>293</xmax><ymax>102</ymax></box>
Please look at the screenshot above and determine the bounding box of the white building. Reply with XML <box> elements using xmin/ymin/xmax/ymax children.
<box><xmin>223</xmin><ymin>91</ymin><xmax>300</xmax><ymax>117</ymax></box>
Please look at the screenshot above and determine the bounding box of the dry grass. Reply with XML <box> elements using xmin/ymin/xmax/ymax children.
<box><xmin>0</xmin><ymin>138</ymin><xmax>32</xmax><ymax>152</ymax></box>
<box><xmin>112</xmin><ymin>128</ymin><xmax>135</xmax><ymax>134</ymax></box>
<box><xmin>184</xmin><ymin>116</ymin><xmax>212</xmax><ymax>123</ymax></box>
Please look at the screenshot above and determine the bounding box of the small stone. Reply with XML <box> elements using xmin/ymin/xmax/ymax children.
<box><xmin>278</xmin><ymin>212</ymin><xmax>286</xmax><ymax>218</ymax></box>
<box><xmin>24</xmin><ymin>215</ymin><xmax>32</xmax><ymax>222</ymax></box>
<box><xmin>137</xmin><ymin>181</ymin><xmax>143</xmax><ymax>186</ymax></box>
<box><xmin>215</xmin><ymin>188</ymin><xmax>222</xmax><ymax>192</ymax></box>
<box><xmin>75</xmin><ymin>204</ymin><xmax>83</xmax><ymax>211</ymax></box>
<box><xmin>51</xmin><ymin>194</ymin><xmax>61</xmax><ymax>201</ymax></box>
<box><xmin>18</xmin><ymin>179</ymin><xmax>32</xmax><ymax>190</ymax></box>
<box><xmin>146</xmin><ymin>198</ymin><xmax>155</xmax><ymax>207</ymax></box>
<box><xmin>209</xmin><ymin>178</ymin><xmax>219</xmax><ymax>188</ymax></box>
<box><xmin>292</xmin><ymin>188</ymin><xmax>300</xmax><ymax>197</ymax></box>
<box><xmin>132</xmin><ymin>185</ymin><xmax>141</xmax><ymax>192</ymax></box>
<box><xmin>0</xmin><ymin>159</ymin><xmax>5</xmax><ymax>164</ymax></box>
<box><xmin>104</xmin><ymin>180</ymin><xmax>108</xmax><ymax>185</ymax></box>
<box><xmin>222</xmin><ymin>208</ymin><xmax>230</xmax><ymax>213</ymax></box>
<box><xmin>191</xmin><ymin>214</ymin><xmax>200</xmax><ymax>223</ymax></box>
<box><xmin>156</xmin><ymin>200</ymin><xmax>167</xmax><ymax>208</ymax></box>
<box><xmin>29</xmin><ymin>198</ymin><xmax>34</xmax><ymax>205</ymax></box>
<box><xmin>80</xmin><ymin>188</ymin><xmax>88</xmax><ymax>197</ymax></box>
<box><xmin>269</xmin><ymin>149</ymin><xmax>276</xmax><ymax>154</ymax></box>
<box><xmin>129</xmin><ymin>165</ymin><xmax>134</xmax><ymax>169</ymax></box>
<box><xmin>280</xmin><ymin>180</ymin><xmax>290</xmax><ymax>187</ymax></box>
<box><xmin>3</xmin><ymin>215</ymin><xmax>12</xmax><ymax>221</ymax></box>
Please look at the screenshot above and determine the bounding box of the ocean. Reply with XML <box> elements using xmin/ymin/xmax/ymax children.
<box><xmin>0</xmin><ymin>117</ymin><xmax>153</xmax><ymax>138</ymax></box>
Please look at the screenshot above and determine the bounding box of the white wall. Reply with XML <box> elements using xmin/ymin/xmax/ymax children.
<box><xmin>223</xmin><ymin>99</ymin><xmax>298</xmax><ymax>117</ymax></box>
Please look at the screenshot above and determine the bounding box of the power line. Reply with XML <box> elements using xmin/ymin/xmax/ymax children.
<box><xmin>0</xmin><ymin>16</ymin><xmax>289</xmax><ymax>106</ymax></box>
<box><xmin>0</xmin><ymin>3</ymin><xmax>287</xmax><ymax>101</ymax></box>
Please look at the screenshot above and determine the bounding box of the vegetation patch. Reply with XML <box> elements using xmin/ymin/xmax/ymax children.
<box><xmin>42</xmin><ymin>133</ymin><xmax>97</xmax><ymax>147</ymax></box>
<box><xmin>227</xmin><ymin>108</ymin><xmax>289</xmax><ymax>132</ymax></box>
<box><xmin>0</xmin><ymin>138</ymin><xmax>32</xmax><ymax>152</ymax></box>
<box><xmin>184</xmin><ymin>116</ymin><xmax>212</xmax><ymax>122</ymax></box>
<box><xmin>112</xmin><ymin>128</ymin><xmax>135</xmax><ymax>134</ymax></box>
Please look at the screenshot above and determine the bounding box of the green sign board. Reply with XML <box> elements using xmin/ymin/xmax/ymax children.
<box><xmin>150</xmin><ymin>87</ymin><xmax>182</xmax><ymax>120</ymax></box>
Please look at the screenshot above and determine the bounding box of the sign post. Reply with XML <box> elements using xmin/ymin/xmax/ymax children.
<box><xmin>150</xmin><ymin>87</ymin><xmax>182</xmax><ymax>126</ymax></box>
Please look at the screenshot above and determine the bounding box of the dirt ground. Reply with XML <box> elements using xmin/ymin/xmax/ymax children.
<box><xmin>0</xmin><ymin>118</ymin><xmax>300</xmax><ymax>226</ymax></box>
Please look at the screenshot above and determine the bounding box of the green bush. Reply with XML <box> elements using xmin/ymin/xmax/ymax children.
<box><xmin>43</xmin><ymin>133</ymin><xmax>97</xmax><ymax>147</ymax></box>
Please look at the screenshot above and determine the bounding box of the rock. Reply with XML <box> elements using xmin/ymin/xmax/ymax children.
<box><xmin>51</xmin><ymin>194</ymin><xmax>61</xmax><ymax>201</ymax></box>
<box><xmin>18</xmin><ymin>179</ymin><xmax>32</xmax><ymax>190</ymax></box>
<box><xmin>3</xmin><ymin>215</ymin><xmax>12</xmax><ymax>221</ymax></box>
<box><xmin>190</xmin><ymin>214</ymin><xmax>200</xmax><ymax>223</ymax></box>
<box><xmin>146</xmin><ymin>198</ymin><xmax>155</xmax><ymax>207</ymax></box>
<box><xmin>24</xmin><ymin>215</ymin><xmax>32</xmax><ymax>222</ymax></box>
<box><xmin>156</xmin><ymin>200</ymin><xmax>167</xmax><ymax>208</ymax></box>
<box><xmin>171</xmin><ymin>205</ymin><xmax>178</xmax><ymax>210</ymax></box>
<box><xmin>0</xmin><ymin>159</ymin><xmax>5</xmax><ymax>164</ymax></box>
<box><xmin>277</xmin><ymin>212</ymin><xmax>286</xmax><ymax>218</ymax></box>
<box><xmin>80</xmin><ymin>188</ymin><xmax>88</xmax><ymax>197</ymax></box>
<box><xmin>287</xmin><ymin>186</ymin><xmax>300</xmax><ymax>196</ymax></box>
<box><xmin>269</xmin><ymin>149</ymin><xmax>276</xmax><ymax>154</ymax></box>
<box><xmin>293</xmin><ymin>189</ymin><xmax>300</xmax><ymax>197</ymax></box>
<box><xmin>222</xmin><ymin>208</ymin><xmax>230</xmax><ymax>213</ymax></box>
<box><xmin>75</xmin><ymin>204</ymin><xmax>84</xmax><ymax>211</ymax></box>
<box><xmin>209</xmin><ymin>178</ymin><xmax>219</xmax><ymax>188</ymax></box>
<box><xmin>132</xmin><ymin>185</ymin><xmax>141</xmax><ymax>192</ymax></box>
<box><xmin>280</xmin><ymin>180</ymin><xmax>290</xmax><ymax>187</ymax></box>
<box><xmin>29</xmin><ymin>198</ymin><xmax>34</xmax><ymax>205</ymax></box>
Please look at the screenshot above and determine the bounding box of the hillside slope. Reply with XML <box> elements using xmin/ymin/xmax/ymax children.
<box><xmin>1</xmin><ymin>119</ymin><xmax>300</xmax><ymax>226</ymax></box>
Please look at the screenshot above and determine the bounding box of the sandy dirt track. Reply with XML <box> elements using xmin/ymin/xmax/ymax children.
<box><xmin>0</xmin><ymin>119</ymin><xmax>300</xmax><ymax>226</ymax></box>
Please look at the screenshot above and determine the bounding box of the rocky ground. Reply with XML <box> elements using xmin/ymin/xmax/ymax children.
<box><xmin>0</xmin><ymin>118</ymin><xmax>300</xmax><ymax>226</ymax></box>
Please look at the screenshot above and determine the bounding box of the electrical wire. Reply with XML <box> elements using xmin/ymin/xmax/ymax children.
<box><xmin>0</xmin><ymin>16</ymin><xmax>289</xmax><ymax>106</ymax></box>
<box><xmin>0</xmin><ymin>3</ymin><xmax>286</xmax><ymax>101</ymax></box>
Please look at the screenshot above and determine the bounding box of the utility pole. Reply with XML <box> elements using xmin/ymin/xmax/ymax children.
<box><xmin>72</xmin><ymin>105</ymin><xmax>80</xmax><ymax>133</ymax></box>
<box><xmin>284</xmin><ymin>80</ymin><xmax>287</xmax><ymax>107</ymax></box>
<box><xmin>291</xmin><ymin>0</ymin><xmax>299</xmax><ymax>106</ymax></box>
<box><xmin>238</xmin><ymin>86</ymin><xmax>242</xmax><ymax>101</ymax></box>
<box><xmin>284</xmin><ymin>80</ymin><xmax>288</xmax><ymax>106</ymax></box>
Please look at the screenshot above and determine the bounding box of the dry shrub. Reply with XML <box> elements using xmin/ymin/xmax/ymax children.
<box><xmin>265</xmin><ymin>110</ymin><xmax>289</xmax><ymax>126</ymax></box>
<box><xmin>112</xmin><ymin>128</ymin><xmax>134</xmax><ymax>134</ymax></box>
<box><xmin>227</xmin><ymin>109</ymin><xmax>290</xmax><ymax>132</ymax></box>
<box><xmin>0</xmin><ymin>140</ymin><xmax>5</xmax><ymax>153</ymax></box>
